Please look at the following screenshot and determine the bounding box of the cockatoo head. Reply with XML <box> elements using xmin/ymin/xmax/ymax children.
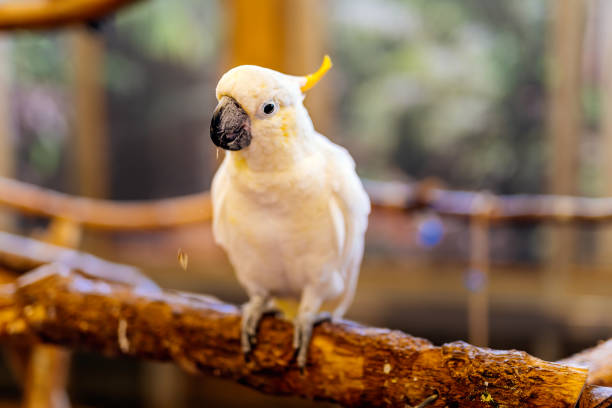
<box><xmin>210</xmin><ymin>56</ymin><xmax>332</xmax><ymax>151</ymax></box>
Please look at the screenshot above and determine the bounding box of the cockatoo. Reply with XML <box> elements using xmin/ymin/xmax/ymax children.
<box><xmin>210</xmin><ymin>56</ymin><xmax>370</xmax><ymax>368</ymax></box>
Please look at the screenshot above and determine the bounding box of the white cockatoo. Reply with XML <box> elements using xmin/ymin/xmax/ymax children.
<box><xmin>210</xmin><ymin>56</ymin><xmax>370</xmax><ymax>367</ymax></box>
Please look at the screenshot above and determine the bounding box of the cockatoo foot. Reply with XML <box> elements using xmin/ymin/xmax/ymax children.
<box><xmin>293</xmin><ymin>312</ymin><xmax>331</xmax><ymax>369</ymax></box>
<box><xmin>241</xmin><ymin>295</ymin><xmax>273</xmax><ymax>356</ymax></box>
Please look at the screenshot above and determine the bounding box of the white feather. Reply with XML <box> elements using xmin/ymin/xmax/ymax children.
<box><xmin>210</xmin><ymin>65</ymin><xmax>370</xmax><ymax>318</ymax></box>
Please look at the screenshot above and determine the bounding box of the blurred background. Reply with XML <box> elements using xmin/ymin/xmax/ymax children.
<box><xmin>0</xmin><ymin>0</ymin><xmax>611</xmax><ymax>406</ymax></box>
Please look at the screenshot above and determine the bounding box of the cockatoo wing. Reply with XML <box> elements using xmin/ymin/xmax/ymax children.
<box><xmin>316</xmin><ymin>133</ymin><xmax>371</xmax><ymax>318</ymax></box>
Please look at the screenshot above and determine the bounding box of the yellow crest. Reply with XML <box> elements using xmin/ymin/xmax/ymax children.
<box><xmin>300</xmin><ymin>55</ymin><xmax>333</xmax><ymax>93</ymax></box>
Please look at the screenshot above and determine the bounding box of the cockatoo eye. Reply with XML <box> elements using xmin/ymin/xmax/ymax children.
<box><xmin>260</xmin><ymin>100</ymin><xmax>278</xmax><ymax>116</ymax></box>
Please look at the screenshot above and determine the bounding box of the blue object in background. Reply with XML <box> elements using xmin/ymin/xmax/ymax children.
<box><xmin>464</xmin><ymin>269</ymin><xmax>487</xmax><ymax>292</ymax></box>
<box><xmin>417</xmin><ymin>216</ymin><xmax>445</xmax><ymax>248</ymax></box>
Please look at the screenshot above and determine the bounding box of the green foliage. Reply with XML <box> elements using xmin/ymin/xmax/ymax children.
<box><xmin>12</xmin><ymin>34</ymin><xmax>68</xmax><ymax>84</ymax></box>
<box><xmin>28</xmin><ymin>136</ymin><xmax>62</xmax><ymax>177</ymax></box>
<box><xmin>115</xmin><ymin>0</ymin><xmax>220</xmax><ymax>67</ymax></box>
<box><xmin>332</xmin><ymin>0</ymin><xmax>549</xmax><ymax>193</ymax></box>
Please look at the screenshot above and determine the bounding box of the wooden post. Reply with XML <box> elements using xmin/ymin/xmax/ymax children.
<box><xmin>284</xmin><ymin>0</ymin><xmax>333</xmax><ymax>136</ymax></box>
<box><xmin>597</xmin><ymin>0</ymin><xmax>612</xmax><ymax>266</ymax></box>
<box><xmin>22</xmin><ymin>345</ymin><xmax>71</xmax><ymax>408</ymax></box>
<box><xmin>0</xmin><ymin>36</ymin><xmax>14</xmax><ymax>230</ymax></box>
<box><xmin>545</xmin><ymin>0</ymin><xmax>585</xmax><ymax>296</ymax></box>
<box><xmin>548</xmin><ymin>1</ymin><xmax>585</xmax><ymax>197</ymax></box>
<box><xmin>70</xmin><ymin>27</ymin><xmax>109</xmax><ymax>198</ymax></box>
<box><xmin>542</xmin><ymin>0</ymin><xmax>585</xmax><ymax>359</ymax></box>
<box><xmin>468</xmin><ymin>195</ymin><xmax>491</xmax><ymax>347</ymax></box>
<box><xmin>21</xmin><ymin>218</ymin><xmax>82</xmax><ymax>408</ymax></box>
<box><xmin>223</xmin><ymin>0</ymin><xmax>286</xmax><ymax>70</ymax></box>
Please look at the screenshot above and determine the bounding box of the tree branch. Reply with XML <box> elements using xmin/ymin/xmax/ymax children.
<box><xmin>0</xmin><ymin>263</ymin><xmax>606</xmax><ymax>407</ymax></box>
<box><xmin>0</xmin><ymin>231</ymin><xmax>158</xmax><ymax>291</ymax></box>
<box><xmin>560</xmin><ymin>340</ymin><xmax>612</xmax><ymax>387</ymax></box>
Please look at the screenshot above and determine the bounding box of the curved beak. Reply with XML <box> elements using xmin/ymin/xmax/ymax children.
<box><xmin>210</xmin><ymin>96</ymin><xmax>252</xmax><ymax>151</ymax></box>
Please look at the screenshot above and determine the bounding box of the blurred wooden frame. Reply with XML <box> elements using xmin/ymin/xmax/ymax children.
<box><xmin>5</xmin><ymin>176</ymin><xmax>612</xmax><ymax>231</ymax></box>
<box><xmin>0</xmin><ymin>0</ymin><xmax>142</xmax><ymax>30</ymax></box>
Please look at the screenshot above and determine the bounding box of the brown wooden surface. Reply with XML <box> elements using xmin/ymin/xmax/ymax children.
<box><xmin>71</xmin><ymin>28</ymin><xmax>109</xmax><ymax>199</ymax></box>
<box><xmin>0</xmin><ymin>40</ymin><xmax>14</xmax><ymax>231</ymax></box>
<box><xmin>0</xmin><ymin>0</ymin><xmax>142</xmax><ymax>30</ymax></box>
<box><xmin>366</xmin><ymin>180</ymin><xmax>612</xmax><ymax>223</ymax></box>
<box><xmin>0</xmin><ymin>264</ymin><xmax>599</xmax><ymax>408</ymax></box>
<box><xmin>547</xmin><ymin>0</ymin><xmax>584</xmax><ymax>198</ymax></box>
<box><xmin>0</xmin><ymin>231</ymin><xmax>158</xmax><ymax>290</ymax></box>
<box><xmin>0</xmin><ymin>177</ymin><xmax>211</xmax><ymax>230</ymax></box>
<box><xmin>6</xmin><ymin>177</ymin><xmax>612</xmax><ymax>232</ymax></box>
<box><xmin>560</xmin><ymin>339</ymin><xmax>612</xmax><ymax>387</ymax></box>
<box><xmin>0</xmin><ymin>231</ymin><xmax>158</xmax><ymax>408</ymax></box>
<box><xmin>579</xmin><ymin>386</ymin><xmax>612</xmax><ymax>408</ymax></box>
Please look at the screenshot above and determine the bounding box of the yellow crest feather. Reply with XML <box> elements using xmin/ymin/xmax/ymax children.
<box><xmin>300</xmin><ymin>55</ymin><xmax>332</xmax><ymax>92</ymax></box>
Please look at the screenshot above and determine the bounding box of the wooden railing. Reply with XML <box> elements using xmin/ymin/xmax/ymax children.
<box><xmin>0</xmin><ymin>0</ymin><xmax>142</xmax><ymax>30</ymax></box>
<box><xmin>2</xmin><ymin>176</ymin><xmax>611</xmax><ymax>231</ymax></box>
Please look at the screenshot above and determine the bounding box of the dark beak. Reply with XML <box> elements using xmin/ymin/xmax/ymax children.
<box><xmin>210</xmin><ymin>96</ymin><xmax>252</xmax><ymax>151</ymax></box>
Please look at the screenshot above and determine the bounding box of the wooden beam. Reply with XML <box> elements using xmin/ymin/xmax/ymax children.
<box><xmin>0</xmin><ymin>37</ymin><xmax>14</xmax><ymax>230</ymax></box>
<box><xmin>467</xmin><ymin>197</ymin><xmax>491</xmax><ymax>347</ymax></box>
<box><xmin>0</xmin><ymin>0</ymin><xmax>142</xmax><ymax>31</ymax></box>
<box><xmin>283</xmin><ymin>0</ymin><xmax>333</xmax><ymax>136</ymax></box>
<box><xmin>597</xmin><ymin>0</ymin><xmax>612</xmax><ymax>266</ymax></box>
<box><xmin>0</xmin><ymin>177</ymin><xmax>211</xmax><ymax>230</ymax></box>
<box><xmin>223</xmin><ymin>0</ymin><xmax>287</xmax><ymax>70</ymax></box>
<box><xmin>8</xmin><ymin>177</ymin><xmax>612</xmax><ymax>230</ymax></box>
<box><xmin>544</xmin><ymin>0</ymin><xmax>586</xmax><ymax>357</ymax></box>
<box><xmin>548</xmin><ymin>0</ymin><xmax>585</xmax><ymax>196</ymax></box>
<box><xmin>0</xmin><ymin>263</ymin><xmax>599</xmax><ymax>408</ymax></box>
<box><xmin>70</xmin><ymin>27</ymin><xmax>109</xmax><ymax>198</ymax></box>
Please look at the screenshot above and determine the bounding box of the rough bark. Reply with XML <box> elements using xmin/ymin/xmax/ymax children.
<box><xmin>0</xmin><ymin>231</ymin><xmax>158</xmax><ymax>290</ymax></box>
<box><xmin>0</xmin><ymin>264</ymin><xmax>600</xmax><ymax>408</ymax></box>
<box><xmin>0</xmin><ymin>231</ymin><xmax>159</xmax><ymax>408</ymax></box>
<box><xmin>579</xmin><ymin>386</ymin><xmax>612</xmax><ymax>408</ymax></box>
<box><xmin>560</xmin><ymin>340</ymin><xmax>612</xmax><ymax>387</ymax></box>
<box><xmin>0</xmin><ymin>0</ymin><xmax>142</xmax><ymax>30</ymax></box>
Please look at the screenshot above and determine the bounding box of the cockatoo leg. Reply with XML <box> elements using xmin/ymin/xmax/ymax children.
<box><xmin>293</xmin><ymin>286</ymin><xmax>327</xmax><ymax>368</ymax></box>
<box><xmin>241</xmin><ymin>293</ymin><xmax>273</xmax><ymax>355</ymax></box>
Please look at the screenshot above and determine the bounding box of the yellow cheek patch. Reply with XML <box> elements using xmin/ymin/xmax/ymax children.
<box><xmin>279</xmin><ymin>110</ymin><xmax>294</xmax><ymax>139</ymax></box>
<box><xmin>233</xmin><ymin>154</ymin><xmax>248</xmax><ymax>171</ymax></box>
<box><xmin>281</xmin><ymin>118</ymin><xmax>289</xmax><ymax>138</ymax></box>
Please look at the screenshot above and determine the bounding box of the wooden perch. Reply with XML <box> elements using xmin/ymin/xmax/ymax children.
<box><xmin>2</xmin><ymin>176</ymin><xmax>612</xmax><ymax>231</ymax></box>
<box><xmin>0</xmin><ymin>0</ymin><xmax>142</xmax><ymax>30</ymax></box>
<box><xmin>0</xmin><ymin>231</ymin><xmax>158</xmax><ymax>291</ymax></box>
<box><xmin>0</xmin><ymin>231</ymin><xmax>158</xmax><ymax>408</ymax></box>
<box><xmin>0</xmin><ymin>264</ymin><xmax>608</xmax><ymax>407</ymax></box>
<box><xmin>365</xmin><ymin>179</ymin><xmax>612</xmax><ymax>223</ymax></box>
<box><xmin>0</xmin><ymin>177</ymin><xmax>211</xmax><ymax>230</ymax></box>
<box><xmin>560</xmin><ymin>339</ymin><xmax>612</xmax><ymax>387</ymax></box>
